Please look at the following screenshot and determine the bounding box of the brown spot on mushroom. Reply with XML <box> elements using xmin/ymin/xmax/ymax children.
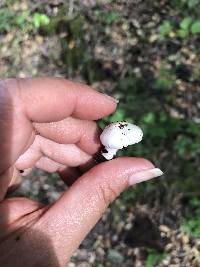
<box><xmin>118</xmin><ymin>122</ymin><xmax>128</xmax><ymax>129</ymax></box>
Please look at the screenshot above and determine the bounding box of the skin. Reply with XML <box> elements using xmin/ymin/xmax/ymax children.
<box><xmin>0</xmin><ymin>77</ymin><xmax>154</xmax><ymax>267</ymax></box>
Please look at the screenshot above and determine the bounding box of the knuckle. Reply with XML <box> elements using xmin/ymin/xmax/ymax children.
<box><xmin>96</xmin><ymin>181</ymin><xmax>119</xmax><ymax>208</ymax></box>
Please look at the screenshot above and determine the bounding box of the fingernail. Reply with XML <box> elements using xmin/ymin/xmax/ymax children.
<box><xmin>129</xmin><ymin>168</ymin><xmax>163</xmax><ymax>185</ymax></box>
<box><xmin>104</xmin><ymin>93</ymin><xmax>119</xmax><ymax>103</ymax></box>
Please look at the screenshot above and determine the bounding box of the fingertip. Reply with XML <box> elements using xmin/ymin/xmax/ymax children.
<box><xmin>89</xmin><ymin>157</ymin><xmax>155</xmax><ymax>179</ymax></box>
<box><xmin>72</xmin><ymin>84</ymin><xmax>118</xmax><ymax>120</ymax></box>
<box><xmin>97</xmin><ymin>92</ymin><xmax>118</xmax><ymax>117</ymax></box>
<box><xmin>97</xmin><ymin>93</ymin><xmax>118</xmax><ymax>117</ymax></box>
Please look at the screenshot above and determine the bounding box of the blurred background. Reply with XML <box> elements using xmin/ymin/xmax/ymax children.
<box><xmin>0</xmin><ymin>0</ymin><xmax>200</xmax><ymax>266</ymax></box>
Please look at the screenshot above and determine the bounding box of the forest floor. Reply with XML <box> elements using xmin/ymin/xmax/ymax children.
<box><xmin>1</xmin><ymin>1</ymin><xmax>200</xmax><ymax>266</ymax></box>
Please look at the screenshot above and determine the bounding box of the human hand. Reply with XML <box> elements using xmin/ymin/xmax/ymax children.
<box><xmin>0</xmin><ymin>77</ymin><xmax>159</xmax><ymax>266</ymax></box>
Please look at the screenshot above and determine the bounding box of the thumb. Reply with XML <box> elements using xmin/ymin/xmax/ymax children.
<box><xmin>34</xmin><ymin>157</ymin><xmax>163</xmax><ymax>264</ymax></box>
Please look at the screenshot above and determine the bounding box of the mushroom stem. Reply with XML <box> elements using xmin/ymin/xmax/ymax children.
<box><xmin>101</xmin><ymin>148</ymin><xmax>118</xmax><ymax>160</ymax></box>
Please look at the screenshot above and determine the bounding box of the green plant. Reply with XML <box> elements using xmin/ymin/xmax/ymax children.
<box><xmin>0</xmin><ymin>8</ymin><xmax>50</xmax><ymax>33</ymax></box>
<box><xmin>174</xmin><ymin>136</ymin><xmax>200</xmax><ymax>157</ymax></box>
<box><xmin>94</xmin><ymin>9</ymin><xmax>120</xmax><ymax>24</ymax></box>
<box><xmin>159</xmin><ymin>15</ymin><xmax>200</xmax><ymax>39</ymax></box>
<box><xmin>187</xmin><ymin>0</ymin><xmax>199</xmax><ymax>8</ymax></box>
<box><xmin>191</xmin><ymin>20</ymin><xmax>200</xmax><ymax>34</ymax></box>
<box><xmin>145</xmin><ymin>249</ymin><xmax>166</xmax><ymax>267</ymax></box>
<box><xmin>177</xmin><ymin>18</ymin><xmax>200</xmax><ymax>37</ymax></box>
<box><xmin>32</xmin><ymin>13</ymin><xmax>50</xmax><ymax>28</ymax></box>
<box><xmin>177</xmin><ymin>17</ymin><xmax>193</xmax><ymax>38</ymax></box>
<box><xmin>159</xmin><ymin>20</ymin><xmax>173</xmax><ymax>37</ymax></box>
<box><xmin>172</xmin><ymin>0</ymin><xmax>199</xmax><ymax>13</ymax></box>
<box><xmin>0</xmin><ymin>8</ymin><xmax>16</xmax><ymax>32</ymax></box>
<box><xmin>154</xmin><ymin>63</ymin><xmax>176</xmax><ymax>90</ymax></box>
<box><xmin>182</xmin><ymin>199</ymin><xmax>200</xmax><ymax>238</ymax></box>
<box><xmin>105</xmin><ymin>11</ymin><xmax>120</xmax><ymax>24</ymax></box>
<box><xmin>15</xmin><ymin>10</ymin><xmax>30</xmax><ymax>26</ymax></box>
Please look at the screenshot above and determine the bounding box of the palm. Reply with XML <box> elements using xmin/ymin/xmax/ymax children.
<box><xmin>0</xmin><ymin>117</ymin><xmax>49</xmax><ymax>243</ymax></box>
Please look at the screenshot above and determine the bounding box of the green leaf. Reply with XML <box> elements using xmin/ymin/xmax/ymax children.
<box><xmin>191</xmin><ymin>21</ymin><xmax>200</xmax><ymax>34</ymax></box>
<box><xmin>159</xmin><ymin>112</ymin><xmax>168</xmax><ymax>122</ymax></box>
<box><xmin>40</xmin><ymin>14</ymin><xmax>50</xmax><ymax>26</ymax></box>
<box><xmin>177</xmin><ymin>29</ymin><xmax>189</xmax><ymax>38</ymax></box>
<box><xmin>16</xmin><ymin>11</ymin><xmax>30</xmax><ymax>26</ymax></box>
<box><xmin>32</xmin><ymin>13</ymin><xmax>50</xmax><ymax>28</ymax></box>
<box><xmin>190</xmin><ymin>198</ymin><xmax>200</xmax><ymax>207</ymax></box>
<box><xmin>105</xmin><ymin>11</ymin><xmax>120</xmax><ymax>24</ymax></box>
<box><xmin>142</xmin><ymin>112</ymin><xmax>155</xmax><ymax>124</ymax></box>
<box><xmin>182</xmin><ymin>216</ymin><xmax>200</xmax><ymax>238</ymax></box>
<box><xmin>33</xmin><ymin>13</ymin><xmax>40</xmax><ymax>28</ymax></box>
<box><xmin>0</xmin><ymin>9</ymin><xmax>15</xmax><ymax>32</ymax></box>
<box><xmin>154</xmin><ymin>77</ymin><xmax>174</xmax><ymax>90</ymax></box>
<box><xmin>159</xmin><ymin>20</ymin><xmax>173</xmax><ymax>36</ymax></box>
<box><xmin>108</xmin><ymin>108</ymin><xmax>126</xmax><ymax>122</ymax></box>
<box><xmin>174</xmin><ymin>136</ymin><xmax>194</xmax><ymax>157</ymax></box>
<box><xmin>145</xmin><ymin>249</ymin><xmax>166</xmax><ymax>267</ymax></box>
<box><xmin>180</xmin><ymin>17</ymin><xmax>193</xmax><ymax>30</ymax></box>
<box><xmin>188</xmin><ymin>0</ymin><xmax>199</xmax><ymax>8</ymax></box>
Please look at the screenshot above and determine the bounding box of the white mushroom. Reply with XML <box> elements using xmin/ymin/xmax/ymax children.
<box><xmin>100</xmin><ymin>121</ymin><xmax>143</xmax><ymax>160</ymax></box>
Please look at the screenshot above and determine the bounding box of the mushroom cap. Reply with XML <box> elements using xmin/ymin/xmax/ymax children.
<box><xmin>100</xmin><ymin>122</ymin><xmax>143</xmax><ymax>149</ymax></box>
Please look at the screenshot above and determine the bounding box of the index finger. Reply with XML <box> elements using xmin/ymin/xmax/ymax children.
<box><xmin>6</xmin><ymin>77</ymin><xmax>117</xmax><ymax>122</ymax></box>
